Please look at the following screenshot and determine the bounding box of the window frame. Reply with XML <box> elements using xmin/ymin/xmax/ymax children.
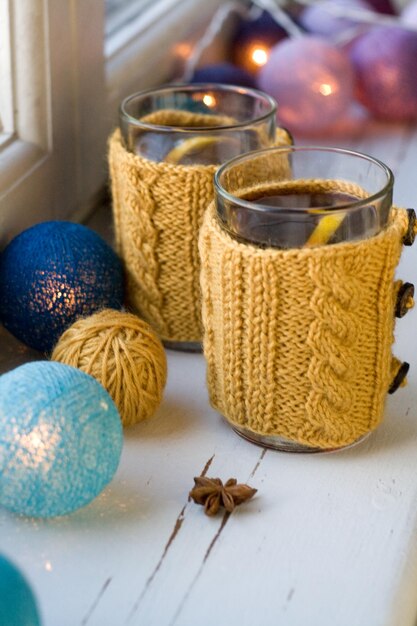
<box><xmin>0</xmin><ymin>0</ymin><xmax>14</xmax><ymax>142</ymax></box>
<box><xmin>0</xmin><ymin>0</ymin><xmax>226</xmax><ymax>243</ymax></box>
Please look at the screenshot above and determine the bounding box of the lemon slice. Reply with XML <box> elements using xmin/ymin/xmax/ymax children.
<box><xmin>165</xmin><ymin>136</ymin><xmax>240</xmax><ymax>165</ymax></box>
<box><xmin>305</xmin><ymin>213</ymin><xmax>346</xmax><ymax>247</ymax></box>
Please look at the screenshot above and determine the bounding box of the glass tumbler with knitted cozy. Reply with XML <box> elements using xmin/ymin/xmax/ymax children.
<box><xmin>199</xmin><ymin>146</ymin><xmax>412</xmax><ymax>452</ymax></box>
<box><xmin>110</xmin><ymin>84</ymin><xmax>291</xmax><ymax>351</ymax></box>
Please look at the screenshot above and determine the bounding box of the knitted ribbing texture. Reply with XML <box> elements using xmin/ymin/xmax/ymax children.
<box><xmin>199</xmin><ymin>202</ymin><xmax>409</xmax><ymax>449</ymax></box>
<box><xmin>109</xmin><ymin>115</ymin><xmax>292</xmax><ymax>343</ymax></box>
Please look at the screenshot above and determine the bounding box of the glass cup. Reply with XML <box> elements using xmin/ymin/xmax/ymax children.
<box><xmin>120</xmin><ymin>83</ymin><xmax>278</xmax><ymax>166</ymax></box>
<box><xmin>117</xmin><ymin>84</ymin><xmax>280</xmax><ymax>351</ymax></box>
<box><xmin>211</xmin><ymin>146</ymin><xmax>394</xmax><ymax>452</ymax></box>
<box><xmin>215</xmin><ymin>146</ymin><xmax>393</xmax><ymax>250</ymax></box>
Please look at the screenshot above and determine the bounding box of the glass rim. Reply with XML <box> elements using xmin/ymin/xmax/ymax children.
<box><xmin>214</xmin><ymin>145</ymin><xmax>395</xmax><ymax>214</ymax></box>
<box><xmin>119</xmin><ymin>83</ymin><xmax>277</xmax><ymax>133</ymax></box>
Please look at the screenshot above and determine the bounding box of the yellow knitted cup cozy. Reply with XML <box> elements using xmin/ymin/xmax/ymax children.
<box><xmin>199</xmin><ymin>200</ymin><xmax>413</xmax><ymax>450</ymax></box>
<box><xmin>108</xmin><ymin>112</ymin><xmax>292</xmax><ymax>345</ymax></box>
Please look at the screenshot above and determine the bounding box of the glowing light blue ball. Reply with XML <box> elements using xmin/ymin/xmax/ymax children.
<box><xmin>0</xmin><ymin>555</ymin><xmax>41</xmax><ymax>625</ymax></box>
<box><xmin>0</xmin><ymin>361</ymin><xmax>123</xmax><ymax>518</ymax></box>
<box><xmin>0</xmin><ymin>221</ymin><xmax>124</xmax><ymax>353</ymax></box>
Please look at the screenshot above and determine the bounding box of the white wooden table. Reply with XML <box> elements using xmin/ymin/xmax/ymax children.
<box><xmin>1</xmin><ymin>121</ymin><xmax>417</xmax><ymax>626</ymax></box>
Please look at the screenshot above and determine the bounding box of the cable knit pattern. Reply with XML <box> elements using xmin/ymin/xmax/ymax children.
<box><xmin>199</xmin><ymin>199</ymin><xmax>409</xmax><ymax>449</ymax></box>
<box><xmin>108</xmin><ymin>114</ymin><xmax>292</xmax><ymax>343</ymax></box>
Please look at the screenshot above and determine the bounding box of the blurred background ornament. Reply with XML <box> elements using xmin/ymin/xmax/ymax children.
<box><xmin>52</xmin><ymin>310</ymin><xmax>168</xmax><ymax>428</ymax></box>
<box><xmin>401</xmin><ymin>0</ymin><xmax>417</xmax><ymax>27</ymax></box>
<box><xmin>191</xmin><ymin>62</ymin><xmax>257</xmax><ymax>88</ymax></box>
<box><xmin>230</xmin><ymin>9</ymin><xmax>287</xmax><ymax>74</ymax></box>
<box><xmin>0</xmin><ymin>555</ymin><xmax>41</xmax><ymax>626</ymax></box>
<box><xmin>0</xmin><ymin>221</ymin><xmax>124</xmax><ymax>353</ymax></box>
<box><xmin>293</xmin><ymin>101</ymin><xmax>370</xmax><ymax>138</ymax></box>
<box><xmin>180</xmin><ymin>1</ymin><xmax>248</xmax><ymax>82</ymax></box>
<box><xmin>350</xmin><ymin>26</ymin><xmax>417</xmax><ymax>121</ymax></box>
<box><xmin>299</xmin><ymin>0</ymin><xmax>371</xmax><ymax>38</ymax></box>
<box><xmin>0</xmin><ymin>361</ymin><xmax>123</xmax><ymax>518</ymax></box>
<box><xmin>365</xmin><ymin>0</ymin><xmax>397</xmax><ymax>15</ymax></box>
<box><xmin>258</xmin><ymin>36</ymin><xmax>355</xmax><ymax>135</ymax></box>
<box><xmin>182</xmin><ymin>0</ymin><xmax>417</xmax><ymax>135</ymax></box>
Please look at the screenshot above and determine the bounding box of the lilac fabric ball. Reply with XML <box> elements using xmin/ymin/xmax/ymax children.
<box><xmin>299</xmin><ymin>0</ymin><xmax>370</xmax><ymax>38</ymax></box>
<box><xmin>350</xmin><ymin>26</ymin><xmax>417</xmax><ymax>121</ymax></box>
<box><xmin>402</xmin><ymin>1</ymin><xmax>417</xmax><ymax>27</ymax></box>
<box><xmin>258</xmin><ymin>37</ymin><xmax>354</xmax><ymax>135</ymax></box>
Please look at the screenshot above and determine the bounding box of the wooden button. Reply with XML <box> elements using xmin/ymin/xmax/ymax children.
<box><xmin>403</xmin><ymin>209</ymin><xmax>416</xmax><ymax>246</ymax></box>
<box><xmin>395</xmin><ymin>282</ymin><xmax>415</xmax><ymax>318</ymax></box>
<box><xmin>388</xmin><ymin>361</ymin><xmax>410</xmax><ymax>394</ymax></box>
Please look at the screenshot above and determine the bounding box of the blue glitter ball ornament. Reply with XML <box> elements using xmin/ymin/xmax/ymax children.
<box><xmin>0</xmin><ymin>221</ymin><xmax>124</xmax><ymax>353</ymax></box>
<box><xmin>350</xmin><ymin>26</ymin><xmax>417</xmax><ymax>121</ymax></box>
<box><xmin>191</xmin><ymin>63</ymin><xmax>257</xmax><ymax>89</ymax></box>
<box><xmin>0</xmin><ymin>361</ymin><xmax>123</xmax><ymax>518</ymax></box>
<box><xmin>0</xmin><ymin>555</ymin><xmax>41</xmax><ymax>625</ymax></box>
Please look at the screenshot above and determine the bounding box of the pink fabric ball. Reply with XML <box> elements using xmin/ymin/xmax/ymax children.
<box><xmin>258</xmin><ymin>37</ymin><xmax>355</xmax><ymax>135</ymax></box>
<box><xmin>350</xmin><ymin>26</ymin><xmax>417</xmax><ymax>121</ymax></box>
<box><xmin>294</xmin><ymin>103</ymin><xmax>369</xmax><ymax>139</ymax></box>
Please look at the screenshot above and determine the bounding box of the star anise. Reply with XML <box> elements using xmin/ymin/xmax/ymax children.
<box><xmin>189</xmin><ymin>476</ymin><xmax>257</xmax><ymax>516</ymax></box>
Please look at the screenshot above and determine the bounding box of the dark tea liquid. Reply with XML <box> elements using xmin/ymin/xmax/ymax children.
<box><xmin>253</xmin><ymin>190</ymin><xmax>360</xmax><ymax>209</ymax></box>
<box><xmin>225</xmin><ymin>187</ymin><xmax>381</xmax><ymax>248</ymax></box>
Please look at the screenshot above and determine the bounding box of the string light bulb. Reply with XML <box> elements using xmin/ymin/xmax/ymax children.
<box><xmin>250</xmin><ymin>45</ymin><xmax>269</xmax><ymax>67</ymax></box>
<box><xmin>231</xmin><ymin>9</ymin><xmax>286</xmax><ymax>74</ymax></box>
<box><xmin>202</xmin><ymin>93</ymin><xmax>216</xmax><ymax>107</ymax></box>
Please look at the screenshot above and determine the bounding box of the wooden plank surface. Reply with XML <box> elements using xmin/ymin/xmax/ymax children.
<box><xmin>0</xmin><ymin>122</ymin><xmax>416</xmax><ymax>626</ymax></box>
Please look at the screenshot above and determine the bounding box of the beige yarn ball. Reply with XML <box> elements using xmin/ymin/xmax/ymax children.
<box><xmin>51</xmin><ymin>309</ymin><xmax>167</xmax><ymax>427</ymax></box>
